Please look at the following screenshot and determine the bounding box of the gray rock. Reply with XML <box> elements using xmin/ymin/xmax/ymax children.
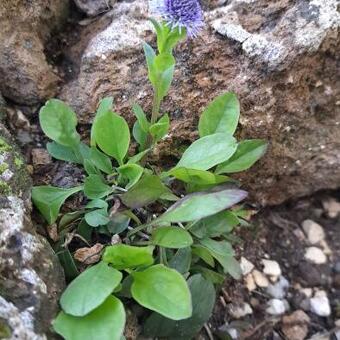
<box><xmin>266</xmin><ymin>276</ymin><xmax>290</xmax><ymax>299</ymax></box>
<box><xmin>266</xmin><ymin>299</ymin><xmax>289</xmax><ymax>315</ymax></box>
<box><xmin>0</xmin><ymin>124</ymin><xmax>65</xmax><ymax>339</ymax></box>
<box><xmin>60</xmin><ymin>0</ymin><xmax>340</xmax><ymax>205</ymax></box>
<box><xmin>227</xmin><ymin>302</ymin><xmax>253</xmax><ymax>319</ymax></box>
<box><xmin>73</xmin><ymin>0</ymin><xmax>116</xmax><ymax>16</ymax></box>
<box><xmin>310</xmin><ymin>291</ymin><xmax>331</xmax><ymax>317</ymax></box>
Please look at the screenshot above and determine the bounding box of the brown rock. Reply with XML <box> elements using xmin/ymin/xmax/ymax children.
<box><xmin>60</xmin><ymin>0</ymin><xmax>340</xmax><ymax>205</ymax></box>
<box><xmin>31</xmin><ymin>148</ymin><xmax>52</xmax><ymax>166</ymax></box>
<box><xmin>0</xmin><ymin>0</ymin><xmax>69</xmax><ymax>105</ymax></box>
<box><xmin>281</xmin><ymin>310</ymin><xmax>310</xmax><ymax>340</ymax></box>
<box><xmin>74</xmin><ymin>243</ymin><xmax>104</xmax><ymax>264</ymax></box>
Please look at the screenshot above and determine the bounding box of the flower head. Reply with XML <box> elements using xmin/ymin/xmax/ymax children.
<box><xmin>151</xmin><ymin>0</ymin><xmax>204</xmax><ymax>37</ymax></box>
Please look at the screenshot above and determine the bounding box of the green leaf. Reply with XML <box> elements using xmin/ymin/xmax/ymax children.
<box><xmin>107</xmin><ymin>212</ymin><xmax>130</xmax><ymax>234</ymax></box>
<box><xmin>90</xmin><ymin>147</ymin><xmax>113</xmax><ymax>174</ymax></box>
<box><xmin>39</xmin><ymin>99</ymin><xmax>80</xmax><ymax>147</ymax></box>
<box><xmin>198</xmin><ymin>239</ymin><xmax>241</xmax><ymax>279</ymax></box>
<box><xmin>191</xmin><ymin>266</ymin><xmax>225</xmax><ymax>285</ymax></box>
<box><xmin>59</xmin><ymin>211</ymin><xmax>84</xmax><ymax>229</ymax></box>
<box><xmin>155</xmin><ymin>54</ymin><xmax>175</xmax><ymax>100</ymax></box>
<box><xmin>144</xmin><ymin>274</ymin><xmax>215</xmax><ymax>339</ymax></box>
<box><xmin>121</xmin><ymin>174</ymin><xmax>168</xmax><ymax>209</ymax></box>
<box><xmin>47</xmin><ymin>142</ymin><xmax>81</xmax><ymax>164</ymax></box>
<box><xmin>54</xmin><ymin>296</ymin><xmax>125</xmax><ymax>340</ymax></box>
<box><xmin>143</xmin><ymin>43</ymin><xmax>157</xmax><ymax>85</ymax></box>
<box><xmin>60</xmin><ymin>262</ymin><xmax>122</xmax><ymax>316</ymax></box>
<box><xmin>133</xmin><ymin>121</ymin><xmax>148</xmax><ymax>150</ymax></box>
<box><xmin>127</xmin><ymin>149</ymin><xmax>150</xmax><ymax>164</ymax></box>
<box><xmin>103</xmin><ymin>245</ymin><xmax>154</xmax><ymax>270</ymax></box>
<box><xmin>131</xmin><ymin>264</ymin><xmax>192</xmax><ymax>320</ymax></box>
<box><xmin>191</xmin><ymin>245</ymin><xmax>215</xmax><ymax>267</ymax></box>
<box><xmin>91</xmin><ymin>97</ymin><xmax>114</xmax><ymax>147</ymax></box>
<box><xmin>149</xmin><ymin>114</ymin><xmax>170</xmax><ymax>142</ymax></box>
<box><xmin>157</xmin><ymin>187</ymin><xmax>247</xmax><ymax>223</ymax></box>
<box><xmin>151</xmin><ymin>227</ymin><xmax>193</xmax><ymax>249</ymax></box>
<box><xmin>57</xmin><ymin>248</ymin><xmax>79</xmax><ymax>280</ymax></box>
<box><xmin>216</xmin><ymin>139</ymin><xmax>268</xmax><ymax>174</ymax></box>
<box><xmin>32</xmin><ymin>186</ymin><xmax>82</xmax><ymax>224</ymax></box>
<box><xmin>118</xmin><ymin>164</ymin><xmax>144</xmax><ymax>189</ymax></box>
<box><xmin>77</xmin><ymin>219</ymin><xmax>93</xmax><ymax>242</ymax></box>
<box><xmin>132</xmin><ymin>104</ymin><xmax>150</xmax><ymax>132</ymax></box>
<box><xmin>176</xmin><ymin>133</ymin><xmax>237</xmax><ymax>171</ymax></box>
<box><xmin>189</xmin><ymin>211</ymin><xmax>240</xmax><ymax>238</ymax></box>
<box><xmin>198</xmin><ymin>93</ymin><xmax>240</xmax><ymax>137</ymax></box>
<box><xmin>169</xmin><ymin>167</ymin><xmax>231</xmax><ymax>185</ymax></box>
<box><xmin>168</xmin><ymin>247</ymin><xmax>192</xmax><ymax>274</ymax></box>
<box><xmin>85</xmin><ymin>199</ymin><xmax>108</xmax><ymax>210</ymax></box>
<box><xmin>85</xmin><ymin>208</ymin><xmax>110</xmax><ymax>227</ymax></box>
<box><xmin>92</xmin><ymin>109</ymin><xmax>130</xmax><ymax>164</ymax></box>
<box><xmin>84</xmin><ymin>175</ymin><xmax>112</xmax><ymax>199</ymax></box>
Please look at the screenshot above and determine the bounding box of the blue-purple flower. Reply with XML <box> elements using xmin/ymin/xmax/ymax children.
<box><xmin>151</xmin><ymin>0</ymin><xmax>204</xmax><ymax>37</ymax></box>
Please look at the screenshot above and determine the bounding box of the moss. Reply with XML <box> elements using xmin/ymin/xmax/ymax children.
<box><xmin>0</xmin><ymin>163</ymin><xmax>8</xmax><ymax>175</ymax></box>
<box><xmin>14</xmin><ymin>155</ymin><xmax>23</xmax><ymax>168</ymax></box>
<box><xmin>0</xmin><ymin>320</ymin><xmax>12</xmax><ymax>338</ymax></box>
<box><xmin>0</xmin><ymin>180</ymin><xmax>11</xmax><ymax>195</ymax></box>
<box><xmin>0</xmin><ymin>137</ymin><xmax>11</xmax><ymax>152</ymax></box>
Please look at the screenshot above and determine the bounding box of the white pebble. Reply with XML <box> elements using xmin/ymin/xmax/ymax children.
<box><xmin>252</xmin><ymin>270</ymin><xmax>269</xmax><ymax>288</ymax></box>
<box><xmin>262</xmin><ymin>259</ymin><xmax>282</xmax><ymax>277</ymax></box>
<box><xmin>266</xmin><ymin>299</ymin><xmax>288</xmax><ymax>315</ymax></box>
<box><xmin>322</xmin><ymin>198</ymin><xmax>340</xmax><ymax>218</ymax></box>
<box><xmin>227</xmin><ymin>302</ymin><xmax>253</xmax><ymax>319</ymax></box>
<box><xmin>302</xmin><ymin>220</ymin><xmax>325</xmax><ymax>244</ymax></box>
<box><xmin>310</xmin><ymin>292</ymin><xmax>331</xmax><ymax>317</ymax></box>
<box><xmin>304</xmin><ymin>247</ymin><xmax>327</xmax><ymax>264</ymax></box>
<box><xmin>266</xmin><ymin>276</ymin><xmax>290</xmax><ymax>299</ymax></box>
<box><xmin>240</xmin><ymin>257</ymin><xmax>255</xmax><ymax>275</ymax></box>
<box><xmin>245</xmin><ymin>273</ymin><xmax>256</xmax><ymax>291</ymax></box>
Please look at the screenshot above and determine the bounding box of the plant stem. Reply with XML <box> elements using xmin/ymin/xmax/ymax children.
<box><xmin>151</xmin><ymin>92</ymin><xmax>160</xmax><ymax>124</ymax></box>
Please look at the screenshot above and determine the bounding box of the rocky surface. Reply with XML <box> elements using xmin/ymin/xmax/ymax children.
<box><xmin>0</xmin><ymin>0</ymin><xmax>69</xmax><ymax>105</ymax></box>
<box><xmin>57</xmin><ymin>0</ymin><xmax>340</xmax><ymax>205</ymax></box>
<box><xmin>73</xmin><ymin>0</ymin><xmax>116</xmax><ymax>16</ymax></box>
<box><xmin>0</xmin><ymin>124</ymin><xmax>65</xmax><ymax>339</ymax></box>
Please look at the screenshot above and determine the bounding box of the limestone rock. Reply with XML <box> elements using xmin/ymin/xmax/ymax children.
<box><xmin>302</xmin><ymin>220</ymin><xmax>325</xmax><ymax>244</ymax></box>
<box><xmin>310</xmin><ymin>291</ymin><xmax>331</xmax><ymax>317</ymax></box>
<box><xmin>0</xmin><ymin>0</ymin><xmax>69</xmax><ymax>105</ymax></box>
<box><xmin>60</xmin><ymin>0</ymin><xmax>340</xmax><ymax>205</ymax></box>
<box><xmin>240</xmin><ymin>257</ymin><xmax>254</xmax><ymax>276</ymax></box>
<box><xmin>0</xmin><ymin>124</ymin><xmax>65</xmax><ymax>339</ymax></box>
<box><xmin>73</xmin><ymin>0</ymin><xmax>116</xmax><ymax>16</ymax></box>
<box><xmin>252</xmin><ymin>269</ymin><xmax>269</xmax><ymax>288</ymax></box>
<box><xmin>261</xmin><ymin>259</ymin><xmax>282</xmax><ymax>278</ymax></box>
<box><xmin>304</xmin><ymin>247</ymin><xmax>327</xmax><ymax>264</ymax></box>
<box><xmin>266</xmin><ymin>299</ymin><xmax>288</xmax><ymax>315</ymax></box>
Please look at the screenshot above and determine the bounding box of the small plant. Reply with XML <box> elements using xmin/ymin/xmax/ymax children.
<box><xmin>32</xmin><ymin>1</ymin><xmax>267</xmax><ymax>339</ymax></box>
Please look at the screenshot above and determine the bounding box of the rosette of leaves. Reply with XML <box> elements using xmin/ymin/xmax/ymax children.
<box><xmin>32</xmin><ymin>19</ymin><xmax>267</xmax><ymax>340</ymax></box>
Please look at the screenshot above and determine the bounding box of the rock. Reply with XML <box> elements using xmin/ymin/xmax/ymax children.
<box><xmin>262</xmin><ymin>259</ymin><xmax>282</xmax><ymax>278</ymax></box>
<box><xmin>74</xmin><ymin>243</ymin><xmax>104</xmax><ymax>264</ymax></box>
<box><xmin>240</xmin><ymin>257</ymin><xmax>254</xmax><ymax>276</ymax></box>
<box><xmin>73</xmin><ymin>0</ymin><xmax>116</xmax><ymax>16</ymax></box>
<box><xmin>302</xmin><ymin>220</ymin><xmax>325</xmax><ymax>244</ymax></box>
<box><xmin>227</xmin><ymin>302</ymin><xmax>253</xmax><ymax>319</ymax></box>
<box><xmin>300</xmin><ymin>288</ymin><xmax>313</xmax><ymax>298</ymax></box>
<box><xmin>31</xmin><ymin>148</ymin><xmax>52</xmax><ymax>166</ymax></box>
<box><xmin>60</xmin><ymin>0</ymin><xmax>340</xmax><ymax>205</ymax></box>
<box><xmin>266</xmin><ymin>299</ymin><xmax>288</xmax><ymax>316</ymax></box>
<box><xmin>245</xmin><ymin>273</ymin><xmax>256</xmax><ymax>291</ymax></box>
<box><xmin>252</xmin><ymin>270</ymin><xmax>269</xmax><ymax>288</ymax></box>
<box><xmin>304</xmin><ymin>247</ymin><xmax>327</xmax><ymax>264</ymax></box>
<box><xmin>322</xmin><ymin>198</ymin><xmax>340</xmax><ymax>218</ymax></box>
<box><xmin>0</xmin><ymin>0</ymin><xmax>69</xmax><ymax>105</ymax></box>
<box><xmin>266</xmin><ymin>276</ymin><xmax>289</xmax><ymax>299</ymax></box>
<box><xmin>335</xmin><ymin>262</ymin><xmax>340</xmax><ymax>273</ymax></box>
<box><xmin>297</xmin><ymin>261</ymin><xmax>327</xmax><ymax>287</ymax></box>
<box><xmin>282</xmin><ymin>310</ymin><xmax>310</xmax><ymax>340</ymax></box>
<box><xmin>319</xmin><ymin>240</ymin><xmax>332</xmax><ymax>256</ymax></box>
<box><xmin>310</xmin><ymin>291</ymin><xmax>331</xmax><ymax>317</ymax></box>
<box><xmin>0</xmin><ymin>123</ymin><xmax>65</xmax><ymax>338</ymax></box>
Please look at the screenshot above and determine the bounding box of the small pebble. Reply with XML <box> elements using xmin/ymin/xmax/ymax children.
<box><xmin>282</xmin><ymin>310</ymin><xmax>310</xmax><ymax>340</ymax></box>
<box><xmin>302</xmin><ymin>220</ymin><xmax>325</xmax><ymax>244</ymax></box>
<box><xmin>335</xmin><ymin>262</ymin><xmax>340</xmax><ymax>273</ymax></box>
<box><xmin>266</xmin><ymin>276</ymin><xmax>289</xmax><ymax>299</ymax></box>
<box><xmin>310</xmin><ymin>291</ymin><xmax>331</xmax><ymax>317</ymax></box>
<box><xmin>240</xmin><ymin>257</ymin><xmax>254</xmax><ymax>276</ymax></box>
<box><xmin>245</xmin><ymin>273</ymin><xmax>256</xmax><ymax>291</ymax></box>
<box><xmin>300</xmin><ymin>288</ymin><xmax>313</xmax><ymax>298</ymax></box>
<box><xmin>227</xmin><ymin>302</ymin><xmax>253</xmax><ymax>319</ymax></box>
<box><xmin>31</xmin><ymin>148</ymin><xmax>51</xmax><ymax>165</ymax></box>
<box><xmin>252</xmin><ymin>270</ymin><xmax>269</xmax><ymax>288</ymax></box>
<box><xmin>319</xmin><ymin>239</ymin><xmax>332</xmax><ymax>255</ymax></box>
<box><xmin>262</xmin><ymin>259</ymin><xmax>282</xmax><ymax>277</ymax></box>
<box><xmin>266</xmin><ymin>299</ymin><xmax>288</xmax><ymax>315</ymax></box>
<box><xmin>322</xmin><ymin>198</ymin><xmax>340</xmax><ymax>218</ymax></box>
<box><xmin>304</xmin><ymin>247</ymin><xmax>327</xmax><ymax>264</ymax></box>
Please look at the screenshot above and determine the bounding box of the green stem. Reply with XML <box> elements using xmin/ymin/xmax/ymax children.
<box><xmin>151</xmin><ymin>92</ymin><xmax>161</xmax><ymax>124</ymax></box>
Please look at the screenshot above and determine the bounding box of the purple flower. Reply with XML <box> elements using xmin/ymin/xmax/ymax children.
<box><xmin>151</xmin><ymin>0</ymin><xmax>204</xmax><ymax>37</ymax></box>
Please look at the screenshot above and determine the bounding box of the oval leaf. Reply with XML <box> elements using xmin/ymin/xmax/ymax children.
<box><xmin>60</xmin><ymin>262</ymin><xmax>122</xmax><ymax>316</ymax></box>
<box><xmin>54</xmin><ymin>296</ymin><xmax>125</xmax><ymax>340</ymax></box>
<box><xmin>131</xmin><ymin>264</ymin><xmax>192</xmax><ymax>320</ymax></box>
<box><xmin>39</xmin><ymin>99</ymin><xmax>80</xmax><ymax>147</ymax></box>
<box><xmin>103</xmin><ymin>245</ymin><xmax>154</xmax><ymax>270</ymax></box>
<box><xmin>32</xmin><ymin>186</ymin><xmax>82</xmax><ymax>224</ymax></box>
<box><xmin>216</xmin><ymin>139</ymin><xmax>268</xmax><ymax>174</ymax></box>
<box><xmin>198</xmin><ymin>93</ymin><xmax>240</xmax><ymax>137</ymax></box>
<box><xmin>151</xmin><ymin>226</ymin><xmax>193</xmax><ymax>248</ymax></box>
<box><xmin>157</xmin><ymin>187</ymin><xmax>247</xmax><ymax>223</ymax></box>
<box><xmin>176</xmin><ymin>133</ymin><xmax>237</xmax><ymax>171</ymax></box>
<box><xmin>84</xmin><ymin>175</ymin><xmax>112</xmax><ymax>199</ymax></box>
<box><xmin>92</xmin><ymin>109</ymin><xmax>130</xmax><ymax>164</ymax></box>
